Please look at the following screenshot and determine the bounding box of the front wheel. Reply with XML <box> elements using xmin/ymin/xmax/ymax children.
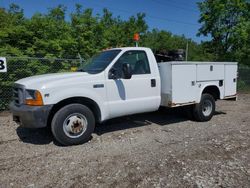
<box><xmin>193</xmin><ymin>94</ymin><xmax>215</xmax><ymax>122</ymax></box>
<box><xmin>51</xmin><ymin>104</ymin><xmax>95</xmax><ymax>146</ymax></box>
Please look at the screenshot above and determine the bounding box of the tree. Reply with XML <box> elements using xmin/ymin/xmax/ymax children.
<box><xmin>198</xmin><ymin>0</ymin><xmax>250</xmax><ymax>62</ymax></box>
<box><xmin>0</xmin><ymin>4</ymin><xmax>26</xmax><ymax>56</ymax></box>
<box><xmin>142</xmin><ymin>29</ymin><xmax>213</xmax><ymax>61</ymax></box>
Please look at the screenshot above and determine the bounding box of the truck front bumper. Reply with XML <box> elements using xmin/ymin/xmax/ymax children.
<box><xmin>10</xmin><ymin>102</ymin><xmax>53</xmax><ymax>128</ymax></box>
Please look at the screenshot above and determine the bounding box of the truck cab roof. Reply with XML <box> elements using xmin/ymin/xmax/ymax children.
<box><xmin>105</xmin><ymin>47</ymin><xmax>151</xmax><ymax>51</ymax></box>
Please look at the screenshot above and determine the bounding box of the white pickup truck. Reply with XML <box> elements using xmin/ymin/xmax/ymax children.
<box><xmin>10</xmin><ymin>47</ymin><xmax>237</xmax><ymax>145</ymax></box>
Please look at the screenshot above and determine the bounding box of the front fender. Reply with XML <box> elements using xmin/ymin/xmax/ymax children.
<box><xmin>41</xmin><ymin>87</ymin><xmax>108</xmax><ymax>122</ymax></box>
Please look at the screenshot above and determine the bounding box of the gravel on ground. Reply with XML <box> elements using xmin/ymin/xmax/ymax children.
<box><xmin>0</xmin><ymin>94</ymin><xmax>250</xmax><ymax>188</ymax></box>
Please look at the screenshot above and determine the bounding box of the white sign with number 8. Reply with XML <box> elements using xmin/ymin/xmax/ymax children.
<box><xmin>0</xmin><ymin>57</ymin><xmax>7</xmax><ymax>72</ymax></box>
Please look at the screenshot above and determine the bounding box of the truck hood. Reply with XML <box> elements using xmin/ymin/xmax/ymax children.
<box><xmin>16</xmin><ymin>72</ymin><xmax>94</xmax><ymax>89</ymax></box>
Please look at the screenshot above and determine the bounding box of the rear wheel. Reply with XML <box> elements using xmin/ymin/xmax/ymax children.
<box><xmin>193</xmin><ymin>94</ymin><xmax>215</xmax><ymax>122</ymax></box>
<box><xmin>51</xmin><ymin>104</ymin><xmax>95</xmax><ymax>146</ymax></box>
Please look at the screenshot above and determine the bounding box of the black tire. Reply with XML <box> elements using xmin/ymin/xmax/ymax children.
<box><xmin>193</xmin><ymin>94</ymin><xmax>215</xmax><ymax>122</ymax></box>
<box><xmin>51</xmin><ymin>104</ymin><xmax>95</xmax><ymax>146</ymax></box>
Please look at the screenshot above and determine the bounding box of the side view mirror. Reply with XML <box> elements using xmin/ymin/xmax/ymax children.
<box><xmin>108</xmin><ymin>68</ymin><xmax>117</xmax><ymax>79</ymax></box>
<box><xmin>122</xmin><ymin>63</ymin><xmax>132</xmax><ymax>79</ymax></box>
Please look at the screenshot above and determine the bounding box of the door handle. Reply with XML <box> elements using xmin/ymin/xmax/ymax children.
<box><xmin>151</xmin><ymin>79</ymin><xmax>156</xmax><ymax>87</ymax></box>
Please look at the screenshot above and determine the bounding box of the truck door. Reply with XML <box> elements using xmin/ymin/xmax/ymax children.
<box><xmin>106</xmin><ymin>50</ymin><xmax>160</xmax><ymax>119</ymax></box>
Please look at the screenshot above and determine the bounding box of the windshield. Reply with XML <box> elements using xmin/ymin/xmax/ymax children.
<box><xmin>80</xmin><ymin>50</ymin><xmax>121</xmax><ymax>74</ymax></box>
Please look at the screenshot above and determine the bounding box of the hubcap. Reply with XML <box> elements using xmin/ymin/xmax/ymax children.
<box><xmin>202</xmin><ymin>99</ymin><xmax>213</xmax><ymax>116</ymax></box>
<box><xmin>63</xmin><ymin>113</ymin><xmax>88</xmax><ymax>138</ymax></box>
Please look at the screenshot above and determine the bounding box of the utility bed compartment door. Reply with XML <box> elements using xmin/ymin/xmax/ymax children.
<box><xmin>197</xmin><ymin>64</ymin><xmax>224</xmax><ymax>81</ymax></box>
<box><xmin>224</xmin><ymin>65</ymin><xmax>237</xmax><ymax>97</ymax></box>
<box><xmin>172</xmin><ymin>64</ymin><xmax>197</xmax><ymax>104</ymax></box>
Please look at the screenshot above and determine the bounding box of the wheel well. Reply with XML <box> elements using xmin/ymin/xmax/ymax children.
<box><xmin>202</xmin><ymin>86</ymin><xmax>220</xmax><ymax>100</ymax></box>
<box><xmin>47</xmin><ymin>97</ymin><xmax>101</xmax><ymax>127</ymax></box>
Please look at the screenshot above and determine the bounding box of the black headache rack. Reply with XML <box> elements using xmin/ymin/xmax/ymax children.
<box><xmin>154</xmin><ymin>49</ymin><xmax>185</xmax><ymax>63</ymax></box>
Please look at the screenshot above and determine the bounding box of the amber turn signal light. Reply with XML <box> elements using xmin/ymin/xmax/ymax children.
<box><xmin>25</xmin><ymin>91</ymin><xmax>44</xmax><ymax>106</ymax></box>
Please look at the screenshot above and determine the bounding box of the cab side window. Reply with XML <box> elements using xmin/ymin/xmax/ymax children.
<box><xmin>113</xmin><ymin>51</ymin><xmax>151</xmax><ymax>77</ymax></box>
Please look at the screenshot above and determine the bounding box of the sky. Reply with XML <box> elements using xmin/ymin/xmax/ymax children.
<box><xmin>0</xmin><ymin>0</ymin><xmax>208</xmax><ymax>43</ymax></box>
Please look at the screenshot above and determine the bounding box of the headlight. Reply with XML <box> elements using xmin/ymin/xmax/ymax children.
<box><xmin>25</xmin><ymin>89</ymin><xmax>44</xmax><ymax>106</ymax></box>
